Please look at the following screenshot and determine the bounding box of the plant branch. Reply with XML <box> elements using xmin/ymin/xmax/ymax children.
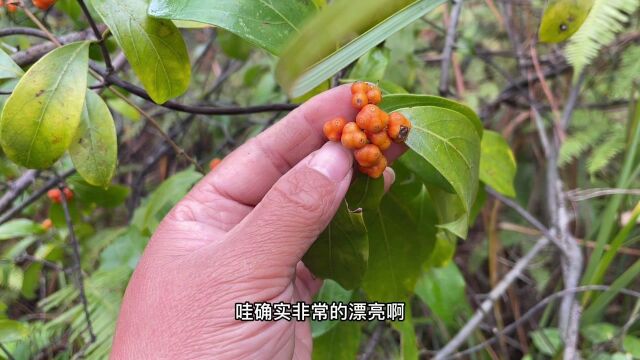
<box><xmin>0</xmin><ymin>170</ymin><xmax>39</xmax><ymax>213</ymax></box>
<box><xmin>76</xmin><ymin>0</ymin><xmax>113</xmax><ymax>72</ymax></box>
<box><xmin>439</xmin><ymin>0</ymin><xmax>464</xmax><ymax>96</ymax></box>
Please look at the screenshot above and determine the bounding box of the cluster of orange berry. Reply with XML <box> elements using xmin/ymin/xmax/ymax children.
<box><xmin>323</xmin><ymin>82</ymin><xmax>412</xmax><ymax>178</ymax></box>
<box><xmin>1</xmin><ymin>0</ymin><xmax>55</xmax><ymax>12</ymax></box>
<box><xmin>47</xmin><ymin>187</ymin><xmax>73</xmax><ymax>204</ymax></box>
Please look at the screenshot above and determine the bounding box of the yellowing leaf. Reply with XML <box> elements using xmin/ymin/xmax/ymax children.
<box><xmin>0</xmin><ymin>42</ymin><xmax>90</xmax><ymax>169</ymax></box>
<box><xmin>69</xmin><ymin>91</ymin><xmax>117</xmax><ymax>187</ymax></box>
<box><xmin>539</xmin><ymin>0</ymin><xmax>594</xmax><ymax>43</ymax></box>
<box><xmin>480</xmin><ymin>130</ymin><xmax>517</xmax><ymax>197</ymax></box>
<box><xmin>91</xmin><ymin>0</ymin><xmax>191</xmax><ymax>104</ymax></box>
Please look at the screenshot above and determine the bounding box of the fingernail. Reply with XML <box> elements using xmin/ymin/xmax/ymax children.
<box><xmin>309</xmin><ymin>142</ymin><xmax>352</xmax><ymax>182</ymax></box>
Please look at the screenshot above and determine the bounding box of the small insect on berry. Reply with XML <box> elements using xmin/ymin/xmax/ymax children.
<box><xmin>41</xmin><ymin>219</ymin><xmax>53</xmax><ymax>231</ymax></box>
<box><xmin>351</xmin><ymin>81</ymin><xmax>368</xmax><ymax>94</ymax></box>
<box><xmin>341</xmin><ymin>122</ymin><xmax>368</xmax><ymax>150</ymax></box>
<box><xmin>368</xmin><ymin>130</ymin><xmax>392</xmax><ymax>151</ymax></box>
<box><xmin>354</xmin><ymin>144</ymin><xmax>383</xmax><ymax>167</ymax></box>
<box><xmin>209</xmin><ymin>158</ymin><xmax>222</xmax><ymax>171</ymax></box>
<box><xmin>356</xmin><ymin>104</ymin><xmax>388</xmax><ymax>134</ymax></box>
<box><xmin>366</xmin><ymin>87</ymin><xmax>382</xmax><ymax>105</ymax></box>
<box><xmin>388</xmin><ymin>112</ymin><xmax>412</xmax><ymax>143</ymax></box>
<box><xmin>351</xmin><ymin>92</ymin><xmax>368</xmax><ymax>109</ymax></box>
<box><xmin>323</xmin><ymin>116</ymin><xmax>347</xmax><ymax>142</ymax></box>
<box><xmin>32</xmin><ymin>0</ymin><xmax>55</xmax><ymax>10</ymax></box>
<box><xmin>359</xmin><ymin>155</ymin><xmax>388</xmax><ymax>179</ymax></box>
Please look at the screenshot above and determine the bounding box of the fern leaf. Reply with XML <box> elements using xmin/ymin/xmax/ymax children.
<box><xmin>565</xmin><ymin>0</ymin><xmax>639</xmax><ymax>74</ymax></box>
<box><xmin>587</xmin><ymin>126</ymin><xmax>626</xmax><ymax>174</ymax></box>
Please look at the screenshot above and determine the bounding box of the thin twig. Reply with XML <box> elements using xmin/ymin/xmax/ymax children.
<box><xmin>0</xmin><ymin>170</ymin><xmax>39</xmax><ymax>213</ymax></box>
<box><xmin>359</xmin><ymin>322</ymin><xmax>385</xmax><ymax>360</ymax></box>
<box><xmin>439</xmin><ymin>0</ymin><xmax>464</xmax><ymax>96</ymax></box>
<box><xmin>76</xmin><ymin>0</ymin><xmax>113</xmax><ymax>72</ymax></box>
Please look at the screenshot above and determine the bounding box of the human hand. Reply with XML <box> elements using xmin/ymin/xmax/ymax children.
<box><xmin>111</xmin><ymin>85</ymin><xmax>404</xmax><ymax>359</ymax></box>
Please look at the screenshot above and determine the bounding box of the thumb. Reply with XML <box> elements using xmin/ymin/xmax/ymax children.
<box><xmin>225</xmin><ymin>141</ymin><xmax>353</xmax><ymax>269</ymax></box>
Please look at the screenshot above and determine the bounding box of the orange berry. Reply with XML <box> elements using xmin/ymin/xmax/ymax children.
<box><xmin>47</xmin><ymin>189</ymin><xmax>62</xmax><ymax>204</ymax></box>
<box><xmin>368</xmin><ymin>131</ymin><xmax>392</xmax><ymax>151</ymax></box>
<box><xmin>388</xmin><ymin>112</ymin><xmax>412</xmax><ymax>143</ymax></box>
<box><xmin>6</xmin><ymin>1</ymin><xmax>17</xmax><ymax>11</ymax></box>
<box><xmin>359</xmin><ymin>155</ymin><xmax>387</xmax><ymax>179</ymax></box>
<box><xmin>32</xmin><ymin>0</ymin><xmax>54</xmax><ymax>10</ymax></box>
<box><xmin>63</xmin><ymin>188</ymin><xmax>73</xmax><ymax>201</ymax></box>
<box><xmin>356</xmin><ymin>104</ymin><xmax>388</xmax><ymax>134</ymax></box>
<box><xmin>351</xmin><ymin>92</ymin><xmax>368</xmax><ymax>109</ymax></box>
<box><xmin>341</xmin><ymin>122</ymin><xmax>368</xmax><ymax>150</ymax></box>
<box><xmin>323</xmin><ymin>117</ymin><xmax>347</xmax><ymax>142</ymax></box>
<box><xmin>366</xmin><ymin>88</ymin><xmax>382</xmax><ymax>105</ymax></box>
<box><xmin>354</xmin><ymin>144</ymin><xmax>383</xmax><ymax>167</ymax></box>
<box><xmin>209</xmin><ymin>158</ymin><xmax>222</xmax><ymax>171</ymax></box>
<box><xmin>351</xmin><ymin>81</ymin><xmax>368</xmax><ymax>94</ymax></box>
<box><xmin>41</xmin><ymin>219</ymin><xmax>53</xmax><ymax>231</ymax></box>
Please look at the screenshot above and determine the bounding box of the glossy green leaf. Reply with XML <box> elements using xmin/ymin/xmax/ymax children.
<box><xmin>424</xmin><ymin>232</ymin><xmax>457</xmax><ymax>268</ymax></box>
<box><xmin>0</xmin><ymin>219</ymin><xmax>44</xmax><ymax>240</ymax></box>
<box><xmin>69</xmin><ymin>91</ymin><xmax>117</xmax><ymax>187</ymax></box>
<box><xmin>531</xmin><ymin>328</ymin><xmax>563</xmax><ymax>356</ymax></box>
<box><xmin>381</xmin><ymin>94</ymin><xmax>483</xmax><ymax>138</ymax></box>
<box><xmin>148</xmin><ymin>0</ymin><xmax>317</xmax><ymax>55</ymax></box>
<box><xmin>276</xmin><ymin>0</ymin><xmax>445</xmax><ymax>97</ymax></box>
<box><xmin>539</xmin><ymin>0</ymin><xmax>594</xmax><ymax>43</ymax></box>
<box><xmin>304</xmin><ymin>174</ymin><xmax>383</xmax><ymax>289</ymax></box>
<box><xmin>0</xmin><ymin>49</ymin><xmax>23</xmax><ymax>79</ymax></box>
<box><xmin>0</xmin><ymin>42</ymin><xmax>89</xmax><ymax>169</ymax></box>
<box><xmin>480</xmin><ymin>130</ymin><xmax>517</xmax><ymax>197</ymax></box>
<box><xmin>415</xmin><ymin>261</ymin><xmax>471</xmax><ymax>328</ymax></box>
<box><xmin>91</xmin><ymin>0</ymin><xmax>191</xmax><ymax>104</ymax></box>
<box><xmin>303</xmin><ymin>202</ymin><xmax>368</xmax><ymax>290</ymax></box>
<box><xmin>0</xmin><ymin>319</ymin><xmax>29</xmax><ymax>342</ymax></box>
<box><xmin>67</xmin><ymin>175</ymin><xmax>130</xmax><ymax>208</ymax></box>
<box><xmin>403</xmin><ymin>107</ymin><xmax>481</xmax><ymax>239</ymax></box>
<box><xmin>311</xmin><ymin>280</ymin><xmax>352</xmax><ymax>338</ymax></box>
<box><xmin>399</xmin><ymin>150</ymin><xmax>453</xmax><ymax>193</ymax></box>
<box><xmin>362</xmin><ymin>162</ymin><xmax>437</xmax><ymax>302</ymax></box>
<box><xmin>312</xmin><ymin>320</ymin><xmax>361</xmax><ymax>360</ymax></box>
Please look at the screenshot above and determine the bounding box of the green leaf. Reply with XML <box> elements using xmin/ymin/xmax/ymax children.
<box><xmin>581</xmin><ymin>323</ymin><xmax>619</xmax><ymax>344</ymax></box>
<box><xmin>67</xmin><ymin>175</ymin><xmax>130</xmax><ymax>208</ymax></box>
<box><xmin>415</xmin><ymin>262</ymin><xmax>470</xmax><ymax>328</ymax></box>
<box><xmin>0</xmin><ymin>319</ymin><xmax>29</xmax><ymax>342</ymax></box>
<box><xmin>623</xmin><ymin>335</ymin><xmax>640</xmax><ymax>358</ymax></box>
<box><xmin>133</xmin><ymin>169</ymin><xmax>202</xmax><ymax>232</ymax></box>
<box><xmin>0</xmin><ymin>48</ymin><xmax>23</xmax><ymax>79</ymax></box>
<box><xmin>362</xmin><ymin>162</ymin><xmax>437</xmax><ymax>302</ymax></box>
<box><xmin>69</xmin><ymin>91</ymin><xmax>117</xmax><ymax>187</ymax></box>
<box><xmin>403</xmin><ymin>107</ymin><xmax>481</xmax><ymax>239</ymax></box>
<box><xmin>531</xmin><ymin>328</ymin><xmax>563</xmax><ymax>356</ymax></box>
<box><xmin>303</xmin><ymin>202</ymin><xmax>368</xmax><ymax>290</ymax></box>
<box><xmin>348</xmin><ymin>47</ymin><xmax>391</xmax><ymax>82</ymax></box>
<box><xmin>312</xmin><ymin>320</ymin><xmax>361</xmax><ymax>360</ymax></box>
<box><xmin>391</xmin><ymin>302</ymin><xmax>418</xmax><ymax>360</ymax></box>
<box><xmin>311</xmin><ymin>280</ymin><xmax>353</xmax><ymax>338</ymax></box>
<box><xmin>276</xmin><ymin>0</ymin><xmax>445</xmax><ymax>97</ymax></box>
<box><xmin>0</xmin><ymin>219</ymin><xmax>44</xmax><ymax>240</ymax></box>
<box><xmin>0</xmin><ymin>42</ymin><xmax>90</xmax><ymax>169</ymax></box>
<box><xmin>381</xmin><ymin>94</ymin><xmax>483</xmax><ymax>138</ymax></box>
<box><xmin>91</xmin><ymin>0</ymin><xmax>191</xmax><ymax>104</ymax></box>
<box><xmin>148</xmin><ymin>0</ymin><xmax>317</xmax><ymax>55</ymax></box>
<box><xmin>480</xmin><ymin>130</ymin><xmax>517</xmax><ymax>197</ymax></box>
<box><xmin>538</xmin><ymin>0</ymin><xmax>594</xmax><ymax>43</ymax></box>
<box><xmin>217</xmin><ymin>29</ymin><xmax>253</xmax><ymax>61</ymax></box>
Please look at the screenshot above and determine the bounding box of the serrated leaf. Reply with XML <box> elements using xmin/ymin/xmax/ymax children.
<box><xmin>0</xmin><ymin>42</ymin><xmax>89</xmax><ymax>169</ymax></box>
<box><xmin>480</xmin><ymin>130</ymin><xmax>516</xmax><ymax>197</ymax></box>
<box><xmin>0</xmin><ymin>219</ymin><xmax>44</xmax><ymax>240</ymax></box>
<box><xmin>91</xmin><ymin>0</ymin><xmax>191</xmax><ymax>104</ymax></box>
<box><xmin>362</xmin><ymin>162</ymin><xmax>437</xmax><ymax>302</ymax></box>
<box><xmin>276</xmin><ymin>0</ymin><xmax>445</xmax><ymax>97</ymax></box>
<box><xmin>402</xmin><ymin>106</ymin><xmax>481</xmax><ymax>239</ymax></box>
<box><xmin>539</xmin><ymin>0</ymin><xmax>594</xmax><ymax>43</ymax></box>
<box><xmin>0</xmin><ymin>48</ymin><xmax>23</xmax><ymax>79</ymax></box>
<box><xmin>0</xmin><ymin>319</ymin><xmax>29</xmax><ymax>342</ymax></box>
<box><xmin>69</xmin><ymin>91</ymin><xmax>117</xmax><ymax>187</ymax></box>
<box><xmin>148</xmin><ymin>0</ymin><xmax>317</xmax><ymax>55</ymax></box>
